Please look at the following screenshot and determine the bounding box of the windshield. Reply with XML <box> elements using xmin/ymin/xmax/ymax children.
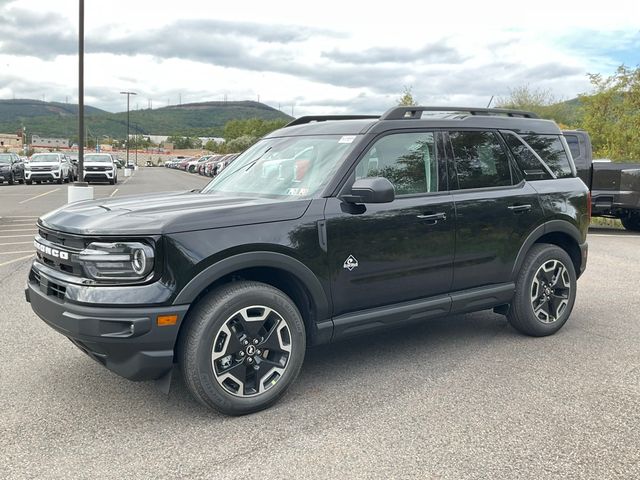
<box><xmin>0</xmin><ymin>154</ymin><xmax>12</xmax><ymax>164</ymax></box>
<box><xmin>201</xmin><ymin>135</ymin><xmax>358</xmax><ymax>198</ymax></box>
<box><xmin>30</xmin><ymin>154</ymin><xmax>60</xmax><ymax>163</ymax></box>
<box><xmin>84</xmin><ymin>154</ymin><xmax>113</xmax><ymax>163</ymax></box>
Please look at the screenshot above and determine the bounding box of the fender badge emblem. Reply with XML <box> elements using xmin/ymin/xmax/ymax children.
<box><xmin>343</xmin><ymin>255</ymin><xmax>359</xmax><ymax>271</ymax></box>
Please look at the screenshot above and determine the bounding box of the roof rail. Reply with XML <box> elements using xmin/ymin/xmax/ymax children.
<box><xmin>285</xmin><ymin>115</ymin><xmax>379</xmax><ymax>127</ymax></box>
<box><xmin>380</xmin><ymin>106</ymin><xmax>540</xmax><ymax>120</ymax></box>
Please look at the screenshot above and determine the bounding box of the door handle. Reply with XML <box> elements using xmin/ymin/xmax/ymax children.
<box><xmin>508</xmin><ymin>204</ymin><xmax>532</xmax><ymax>213</ymax></box>
<box><xmin>416</xmin><ymin>212</ymin><xmax>447</xmax><ymax>223</ymax></box>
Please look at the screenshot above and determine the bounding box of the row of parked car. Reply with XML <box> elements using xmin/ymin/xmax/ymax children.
<box><xmin>0</xmin><ymin>152</ymin><xmax>125</xmax><ymax>185</ymax></box>
<box><xmin>164</xmin><ymin>153</ymin><xmax>240</xmax><ymax>177</ymax></box>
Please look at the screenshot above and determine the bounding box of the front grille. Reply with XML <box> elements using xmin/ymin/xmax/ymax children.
<box><xmin>35</xmin><ymin>227</ymin><xmax>86</xmax><ymax>276</ymax></box>
<box><xmin>30</xmin><ymin>166</ymin><xmax>52</xmax><ymax>171</ymax></box>
<box><xmin>86</xmin><ymin>166</ymin><xmax>109</xmax><ymax>171</ymax></box>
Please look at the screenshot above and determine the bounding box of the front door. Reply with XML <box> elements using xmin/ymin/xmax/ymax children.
<box><xmin>324</xmin><ymin>131</ymin><xmax>455</xmax><ymax>317</ymax></box>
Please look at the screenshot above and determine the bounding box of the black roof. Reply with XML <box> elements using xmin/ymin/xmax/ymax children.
<box><xmin>266</xmin><ymin>106</ymin><xmax>562</xmax><ymax>138</ymax></box>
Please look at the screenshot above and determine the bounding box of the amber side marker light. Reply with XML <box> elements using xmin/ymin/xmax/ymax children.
<box><xmin>157</xmin><ymin>314</ymin><xmax>178</xmax><ymax>326</ymax></box>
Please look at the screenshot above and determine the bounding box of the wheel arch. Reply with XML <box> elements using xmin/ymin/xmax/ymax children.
<box><xmin>173</xmin><ymin>252</ymin><xmax>332</xmax><ymax>346</ymax></box>
<box><xmin>512</xmin><ymin>221</ymin><xmax>584</xmax><ymax>281</ymax></box>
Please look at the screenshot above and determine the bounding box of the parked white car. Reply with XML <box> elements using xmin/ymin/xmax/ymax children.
<box><xmin>83</xmin><ymin>153</ymin><xmax>118</xmax><ymax>184</ymax></box>
<box><xmin>25</xmin><ymin>153</ymin><xmax>73</xmax><ymax>185</ymax></box>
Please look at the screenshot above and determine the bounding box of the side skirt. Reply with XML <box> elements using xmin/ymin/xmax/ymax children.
<box><xmin>330</xmin><ymin>282</ymin><xmax>514</xmax><ymax>342</ymax></box>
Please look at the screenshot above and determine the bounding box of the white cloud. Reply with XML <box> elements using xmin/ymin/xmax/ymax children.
<box><xmin>0</xmin><ymin>0</ymin><xmax>638</xmax><ymax>114</ymax></box>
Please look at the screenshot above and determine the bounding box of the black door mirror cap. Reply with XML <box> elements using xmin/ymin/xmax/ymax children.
<box><xmin>343</xmin><ymin>177</ymin><xmax>395</xmax><ymax>204</ymax></box>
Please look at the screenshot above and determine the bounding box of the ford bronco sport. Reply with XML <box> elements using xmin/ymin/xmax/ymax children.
<box><xmin>26</xmin><ymin>106</ymin><xmax>590</xmax><ymax>415</ymax></box>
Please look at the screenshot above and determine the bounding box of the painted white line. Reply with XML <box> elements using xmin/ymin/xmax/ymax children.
<box><xmin>4</xmin><ymin>216</ymin><xmax>39</xmax><ymax>218</ymax></box>
<box><xmin>0</xmin><ymin>241</ymin><xmax>34</xmax><ymax>245</ymax></box>
<box><xmin>0</xmin><ymin>250</ymin><xmax>34</xmax><ymax>255</ymax></box>
<box><xmin>110</xmin><ymin>188</ymin><xmax>119</xmax><ymax>197</ymax></box>
<box><xmin>0</xmin><ymin>234</ymin><xmax>35</xmax><ymax>238</ymax></box>
<box><xmin>0</xmin><ymin>228</ymin><xmax>37</xmax><ymax>232</ymax></box>
<box><xmin>0</xmin><ymin>254</ymin><xmax>34</xmax><ymax>268</ymax></box>
<box><xmin>18</xmin><ymin>188</ymin><xmax>60</xmax><ymax>204</ymax></box>
<box><xmin>589</xmin><ymin>234</ymin><xmax>636</xmax><ymax>238</ymax></box>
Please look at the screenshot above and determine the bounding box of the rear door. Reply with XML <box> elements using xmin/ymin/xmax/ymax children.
<box><xmin>445</xmin><ymin>130</ymin><xmax>545</xmax><ymax>291</ymax></box>
<box><xmin>325</xmin><ymin>131</ymin><xmax>455</xmax><ymax>317</ymax></box>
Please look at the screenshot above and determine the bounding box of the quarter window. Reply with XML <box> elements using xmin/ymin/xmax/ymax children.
<box><xmin>449</xmin><ymin>131</ymin><xmax>512</xmax><ymax>189</ymax></box>
<box><xmin>504</xmin><ymin>133</ymin><xmax>573</xmax><ymax>179</ymax></box>
<box><xmin>355</xmin><ymin>132</ymin><xmax>438</xmax><ymax>195</ymax></box>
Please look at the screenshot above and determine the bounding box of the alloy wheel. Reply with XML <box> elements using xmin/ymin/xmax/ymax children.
<box><xmin>211</xmin><ymin>305</ymin><xmax>292</xmax><ymax>397</ymax></box>
<box><xmin>530</xmin><ymin>259</ymin><xmax>571</xmax><ymax>323</ymax></box>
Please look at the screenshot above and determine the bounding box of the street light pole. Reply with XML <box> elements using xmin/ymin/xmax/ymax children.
<box><xmin>78</xmin><ymin>0</ymin><xmax>84</xmax><ymax>182</ymax></box>
<box><xmin>120</xmin><ymin>91</ymin><xmax>136</xmax><ymax>167</ymax></box>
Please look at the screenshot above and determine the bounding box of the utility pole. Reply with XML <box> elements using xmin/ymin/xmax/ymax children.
<box><xmin>120</xmin><ymin>91</ymin><xmax>137</xmax><ymax>167</ymax></box>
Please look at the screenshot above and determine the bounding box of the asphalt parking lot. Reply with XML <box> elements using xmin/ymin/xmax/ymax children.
<box><xmin>1</xmin><ymin>168</ymin><xmax>638</xmax><ymax>479</ymax></box>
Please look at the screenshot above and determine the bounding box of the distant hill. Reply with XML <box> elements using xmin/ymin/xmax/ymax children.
<box><xmin>0</xmin><ymin>99</ymin><xmax>292</xmax><ymax>139</ymax></box>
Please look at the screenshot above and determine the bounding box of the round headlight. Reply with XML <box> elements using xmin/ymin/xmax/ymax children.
<box><xmin>132</xmin><ymin>248</ymin><xmax>147</xmax><ymax>275</ymax></box>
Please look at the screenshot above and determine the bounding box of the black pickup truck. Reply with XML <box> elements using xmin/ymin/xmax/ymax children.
<box><xmin>564</xmin><ymin>130</ymin><xmax>640</xmax><ymax>231</ymax></box>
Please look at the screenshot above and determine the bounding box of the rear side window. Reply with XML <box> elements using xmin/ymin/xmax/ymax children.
<box><xmin>504</xmin><ymin>133</ymin><xmax>573</xmax><ymax>179</ymax></box>
<box><xmin>449</xmin><ymin>131</ymin><xmax>512</xmax><ymax>189</ymax></box>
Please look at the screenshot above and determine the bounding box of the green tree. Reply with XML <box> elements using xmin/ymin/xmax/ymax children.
<box><xmin>495</xmin><ymin>85</ymin><xmax>575</xmax><ymax>126</ymax></box>
<box><xmin>579</xmin><ymin>65</ymin><xmax>640</xmax><ymax>160</ymax></box>
<box><xmin>398</xmin><ymin>86</ymin><xmax>418</xmax><ymax>106</ymax></box>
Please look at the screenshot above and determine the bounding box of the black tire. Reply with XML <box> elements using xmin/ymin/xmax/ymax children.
<box><xmin>18</xmin><ymin>178</ymin><xmax>24</xmax><ymax>184</ymax></box>
<box><xmin>507</xmin><ymin>243</ymin><xmax>577</xmax><ymax>337</ymax></box>
<box><xmin>179</xmin><ymin>281</ymin><xmax>306</xmax><ymax>415</ymax></box>
<box><xmin>8</xmin><ymin>173</ymin><xmax>14</xmax><ymax>185</ymax></box>
<box><xmin>620</xmin><ymin>214</ymin><xmax>640</xmax><ymax>232</ymax></box>
<box><xmin>109</xmin><ymin>178</ymin><xmax>115</xmax><ymax>185</ymax></box>
<box><xmin>56</xmin><ymin>176</ymin><xmax>63</xmax><ymax>184</ymax></box>
<box><xmin>26</xmin><ymin>179</ymin><xmax>32</xmax><ymax>185</ymax></box>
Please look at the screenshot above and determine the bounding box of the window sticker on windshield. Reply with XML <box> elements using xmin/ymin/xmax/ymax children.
<box><xmin>286</xmin><ymin>187</ymin><xmax>309</xmax><ymax>196</ymax></box>
<box><xmin>338</xmin><ymin>135</ymin><xmax>356</xmax><ymax>144</ymax></box>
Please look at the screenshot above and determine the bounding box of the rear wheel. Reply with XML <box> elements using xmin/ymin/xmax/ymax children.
<box><xmin>8</xmin><ymin>173</ymin><xmax>14</xmax><ymax>185</ymax></box>
<box><xmin>507</xmin><ymin>244</ymin><xmax>577</xmax><ymax>337</ymax></box>
<box><xmin>620</xmin><ymin>213</ymin><xmax>640</xmax><ymax>232</ymax></box>
<box><xmin>180</xmin><ymin>281</ymin><xmax>306</xmax><ymax>415</ymax></box>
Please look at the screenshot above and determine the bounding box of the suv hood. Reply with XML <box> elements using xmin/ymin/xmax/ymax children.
<box><xmin>39</xmin><ymin>191</ymin><xmax>312</xmax><ymax>235</ymax></box>
<box><xmin>28</xmin><ymin>161</ymin><xmax>60</xmax><ymax>167</ymax></box>
<box><xmin>84</xmin><ymin>161</ymin><xmax>114</xmax><ymax>167</ymax></box>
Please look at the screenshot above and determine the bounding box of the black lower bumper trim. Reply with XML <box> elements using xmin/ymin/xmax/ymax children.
<box><xmin>26</xmin><ymin>281</ymin><xmax>189</xmax><ymax>381</ymax></box>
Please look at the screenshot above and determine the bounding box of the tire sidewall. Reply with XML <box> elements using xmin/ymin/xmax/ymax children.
<box><xmin>190</xmin><ymin>286</ymin><xmax>306</xmax><ymax>414</ymax></box>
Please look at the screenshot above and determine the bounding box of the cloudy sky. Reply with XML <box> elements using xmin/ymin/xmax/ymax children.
<box><xmin>0</xmin><ymin>0</ymin><xmax>638</xmax><ymax>115</ymax></box>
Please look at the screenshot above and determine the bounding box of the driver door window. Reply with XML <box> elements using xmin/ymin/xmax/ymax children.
<box><xmin>355</xmin><ymin>132</ymin><xmax>439</xmax><ymax>195</ymax></box>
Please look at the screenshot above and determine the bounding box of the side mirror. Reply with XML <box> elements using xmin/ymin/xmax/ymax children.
<box><xmin>343</xmin><ymin>177</ymin><xmax>395</xmax><ymax>204</ymax></box>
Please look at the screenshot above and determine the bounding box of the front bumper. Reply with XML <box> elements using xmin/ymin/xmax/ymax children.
<box><xmin>83</xmin><ymin>170</ymin><xmax>115</xmax><ymax>181</ymax></box>
<box><xmin>26</xmin><ymin>171</ymin><xmax>61</xmax><ymax>181</ymax></box>
<box><xmin>26</xmin><ymin>270</ymin><xmax>189</xmax><ymax>381</ymax></box>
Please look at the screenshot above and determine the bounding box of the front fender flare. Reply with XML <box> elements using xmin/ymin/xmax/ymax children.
<box><xmin>172</xmin><ymin>251</ymin><xmax>330</xmax><ymax>323</ymax></box>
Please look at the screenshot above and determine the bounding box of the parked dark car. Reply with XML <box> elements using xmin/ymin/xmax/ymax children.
<box><xmin>563</xmin><ymin>130</ymin><xmax>640</xmax><ymax>231</ymax></box>
<box><xmin>26</xmin><ymin>106</ymin><xmax>589</xmax><ymax>416</ymax></box>
<box><xmin>0</xmin><ymin>152</ymin><xmax>25</xmax><ymax>185</ymax></box>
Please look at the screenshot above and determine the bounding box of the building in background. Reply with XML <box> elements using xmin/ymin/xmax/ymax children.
<box><xmin>0</xmin><ymin>133</ymin><xmax>22</xmax><ymax>148</ymax></box>
<box><xmin>31</xmin><ymin>135</ymin><xmax>69</xmax><ymax>148</ymax></box>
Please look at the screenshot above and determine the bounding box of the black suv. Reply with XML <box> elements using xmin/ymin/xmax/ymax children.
<box><xmin>26</xmin><ymin>107</ymin><xmax>590</xmax><ymax>415</ymax></box>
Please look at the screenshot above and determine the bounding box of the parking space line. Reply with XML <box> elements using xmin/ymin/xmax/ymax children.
<box><xmin>0</xmin><ymin>229</ymin><xmax>37</xmax><ymax>233</ymax></box>
<box><xmin>0</xmin><ymin>250</ymin><xmax>33</xmax><ymax>255</ymax></box>
<box><xmin>19</xmin><ymin>188</ymin><xmax>60</xmax><ymax>204</ymax></box>
<box><xmin>4</xmin><ymin>216</ymin><xmax>40</xmax><ymax>218</ymax></box>
<box><xmin>110</xmin><ymin>188</ymin><xmax>119</xmax><ymax>197</ymax></box>
<box><xmin>0</xmin><ymin>234</ymin><xmax>36</xmax><ymax>238</ymax></box>
<box><xmin>589</xmin><ymin>233</ymin><xmax>635</xmax><ymax>238</ymax></box>
<box><xmin>0</xmin><ymin>254</ymin><xmax>34</xmax><ymax>268</ymax></box>
<box><xmin>0</xmin><ymin>241</ymin><xmax>34</xmax><ymax>245</ymax></box>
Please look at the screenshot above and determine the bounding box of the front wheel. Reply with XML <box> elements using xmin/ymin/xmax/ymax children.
<box><xmin>26</xmin><ymin>179</ymin><xmax>32</xmax><ymax>185</ymax></box>
<box><xmin>179</xmin><ymin>281</ymin><xmax>306</xmax><ymax>415</ymax></box>
<box><xmin>8</xmin><ymin>173</ymin><xmax>14</xmax><ymax>185</ymax></box>
<box><xmin>507</xmin><ymin>244</ymin><xmax>577</xmax><ymax>337</ymax></box>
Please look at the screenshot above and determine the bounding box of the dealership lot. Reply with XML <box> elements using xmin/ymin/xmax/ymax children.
<box><xmin>1</xmin><ymin>168</ymin><xmax>638</xmax><ymax>479</ymax></box>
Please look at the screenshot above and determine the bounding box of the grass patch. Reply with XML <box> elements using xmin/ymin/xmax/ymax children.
<box><xmin>590</xmin><ymin>217</ymin><xmax>623</xmax><ymax>229</ymax></box>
